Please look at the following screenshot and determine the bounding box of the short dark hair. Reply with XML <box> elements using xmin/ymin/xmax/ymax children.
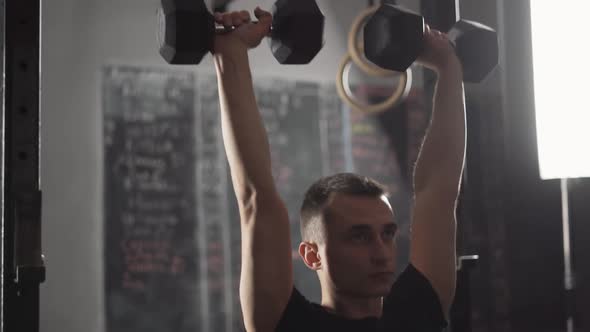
<box><xmin>299</xmin><ymin>173</ymin><xmax>388</xmax><ymax>243</ymax></box>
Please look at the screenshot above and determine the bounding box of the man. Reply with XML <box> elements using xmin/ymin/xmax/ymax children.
<box><xmin>212</xmin><ymin>6</ymin><xmax>465</xmax><ymax>332</ymax></box>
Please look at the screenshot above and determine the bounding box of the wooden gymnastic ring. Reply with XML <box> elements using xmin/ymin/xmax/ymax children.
<box><xmin>336</xmin><ymin>52</ymin><xmax>411</xmax><ymax>114</ymax></box>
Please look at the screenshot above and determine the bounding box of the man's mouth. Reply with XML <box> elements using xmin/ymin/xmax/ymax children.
<box><xmin>370</xmin><ymin>272</ymin><xmax>395</xmax><ymax>278</ymax></box>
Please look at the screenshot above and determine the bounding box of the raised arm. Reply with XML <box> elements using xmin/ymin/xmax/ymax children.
<box><xmin>409</xmin><ymin>26</ymin><xmax>466</xmax><ymax>318</ymax></box>
<box><xmin>212</xmin><ymin>8</ymin><xmax>293</xmax><ymax>331</ymax></box>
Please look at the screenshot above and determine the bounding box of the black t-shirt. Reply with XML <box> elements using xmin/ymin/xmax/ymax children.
<box><xmin>275</xmin><ymin>263</ymin><xmax>448</xmax><ymax>332</ymax></box>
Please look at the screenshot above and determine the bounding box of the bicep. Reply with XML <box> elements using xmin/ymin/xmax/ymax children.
<box><xmin>409</xmin><ymin>189</ymin><xmax>457</xmax><ymax>316</ymax></box>
<box><xmin>239</xmin><ymin>193</ymin><xmax>294</xmax><ymax>332</ymax></box>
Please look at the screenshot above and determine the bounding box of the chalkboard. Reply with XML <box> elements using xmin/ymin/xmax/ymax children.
<box><xmin>103</xmin><ymin>66</ymin><xmax>201</xmax><ymax>332</ymax></box>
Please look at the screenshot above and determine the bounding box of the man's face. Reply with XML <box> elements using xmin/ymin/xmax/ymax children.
<box><xmin>320</xmin><ymin>193</ymin><xmax>398</xmax><ymax>298</ymax></box>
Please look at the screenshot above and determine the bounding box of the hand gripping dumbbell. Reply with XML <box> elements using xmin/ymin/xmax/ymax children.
<box><xmin>157</xmin><ymin>0</ymin><xmax>325</xmax><ymax>65</ymax></box>
<box><xmin>363</xmin><ymin>3</ymin><xmax>498</xmax><ymax>82</ymax></box>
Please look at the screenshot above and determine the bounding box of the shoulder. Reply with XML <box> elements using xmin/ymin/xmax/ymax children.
<box><xmin>274</xmin><ymin>287</ymin><xmax>317</xmax><ymax>332</ymax></box>
<box><xmin>381</xmin><ymin>263</ymin><xmax>448</xmax><ymax>330</ymax></box>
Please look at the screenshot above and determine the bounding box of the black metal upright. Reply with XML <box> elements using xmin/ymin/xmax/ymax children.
<box><xmin>2</xmin><ymin>0</ymin><xmax>45</xmax><ymax>331</ymax></box>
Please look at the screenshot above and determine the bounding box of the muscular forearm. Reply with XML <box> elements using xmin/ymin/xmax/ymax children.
<box><xmin>413</xmin><ymin>59</ymin><xmax>466</xmax><ymax>197</ymax></box>
<box><xmin>214</xmin><ymin>48</ymin><xmax>275</xmax><ymax>203</ymax></box>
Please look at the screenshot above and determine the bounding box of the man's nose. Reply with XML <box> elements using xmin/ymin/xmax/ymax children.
<box><xmin>370</xmin><ymin>237</ymin><xmax>395</xmax><ymax>263</ymax></box>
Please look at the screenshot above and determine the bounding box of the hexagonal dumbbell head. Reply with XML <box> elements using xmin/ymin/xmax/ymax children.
<box><xmin>363</xmin><ymin>4</ymin><xmax>425</xmax><ymax>72</ymax></box>
<box><xmin>158</xmin><ymin>0</ymin><xmax>214</xmax><ymax>64</ymax></box>
<box><xmin>448</xmin><ymin>19</ymin><xmax>498</xmax><ymax>82</ymax></box>
<box><xmin>269</xmin><ymin>0</ymin><xmax>325</xmax><ymax>64</ymax></box>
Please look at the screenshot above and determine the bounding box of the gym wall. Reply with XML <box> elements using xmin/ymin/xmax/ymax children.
<box><xmin>39</xmin><ymin>0</ymin><xmax>420</xmax><ymax>331</ymax></box>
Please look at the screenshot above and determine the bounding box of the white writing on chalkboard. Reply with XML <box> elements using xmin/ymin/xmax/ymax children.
<box><xmin>104</xmin><ymin>66</ymin><xmax>201</xmax><ymax>331</ymax></box>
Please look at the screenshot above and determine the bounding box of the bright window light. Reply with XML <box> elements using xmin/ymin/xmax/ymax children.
<box><xmin>530</xmin><ymin>1</ymin><xmax>590</xmax><ymax>180</ymax></box>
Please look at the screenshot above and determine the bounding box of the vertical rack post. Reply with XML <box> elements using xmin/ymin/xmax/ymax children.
<box><xmin>2</xmin><ymin>0</ymin><xmax>45</xmax><ymax>331</ymax></box>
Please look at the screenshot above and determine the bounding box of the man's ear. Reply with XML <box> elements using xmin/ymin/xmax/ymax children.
<box><xmin>298</xmin><ymin>242</ymin><xmax>322</xmax><ymax>271</ymax></box>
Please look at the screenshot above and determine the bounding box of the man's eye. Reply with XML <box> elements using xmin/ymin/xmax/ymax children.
<box><xmin>383</xmin><ymin>230</ymin><xmax>396</xmax><ymax>238</ymax></box>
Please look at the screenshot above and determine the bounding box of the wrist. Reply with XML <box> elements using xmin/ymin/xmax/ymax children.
<box><xmin>435</xmin><ymin>55</ymin><xmax>463</xmax><ymax>78</ymax></box>
<box><xmin>213</xmin><ymin>44</ymin><xmax>248</xmax><ymax>60</ymax></box>
<box><xmin>213</xmin><ymin>46</ymin><xmax>250</xmax><ymax>72</ymax></box>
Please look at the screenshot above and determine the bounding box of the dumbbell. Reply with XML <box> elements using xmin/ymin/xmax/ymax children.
<box><xmin>157</xmin><ymin>0</ymin><xmax>325</xmax><ymax>65</ymax></box>
<box><xmin>363</xmin><ymin>3</ymin><xmax>498</xmax><ymax>82</ymax></box>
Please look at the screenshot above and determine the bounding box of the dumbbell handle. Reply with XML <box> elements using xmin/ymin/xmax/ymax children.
<box><xmin>214</xmin><ymin>21</ymin><xmax>274</xmax><ymax>34</ymax></box>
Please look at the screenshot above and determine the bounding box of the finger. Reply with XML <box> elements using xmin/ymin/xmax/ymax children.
<box><xmin>252</xmin><ymin>6</ymin><xmax>272</xmax><ymax>34</ymax></box>
<box><xmin>240</xmin><ymin>10</ymin><xmax>251</xmax><ymax>22</ymax></box>
<box><xmin>214</xmin><ymin>12</ymin><xmax>224</xmax><ymax>24</ymax></box>
<box><xmin>254</xmin><ymin>6</ymin><xmax>272</xmax><ymax>21</ymax></box>
<box><xmin>427</xmin><ymin>28</ymin><xmax>443</xmax><ymax>40</ymax></box>
<box><xmin>231</xmin><ymin>11</ymin><xmax>244</xmax><ymax>26</ymax></box>
<box><xmin>222</xmin><ymin>13</ymin><xmax>233</xmax><ymax>27</ymax></box>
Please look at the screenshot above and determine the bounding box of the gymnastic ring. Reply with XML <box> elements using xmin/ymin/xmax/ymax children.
<box><xmin>336</xmin><ymin>52</ymin><xmax>412</xmax><ymax>114</ymax></box>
